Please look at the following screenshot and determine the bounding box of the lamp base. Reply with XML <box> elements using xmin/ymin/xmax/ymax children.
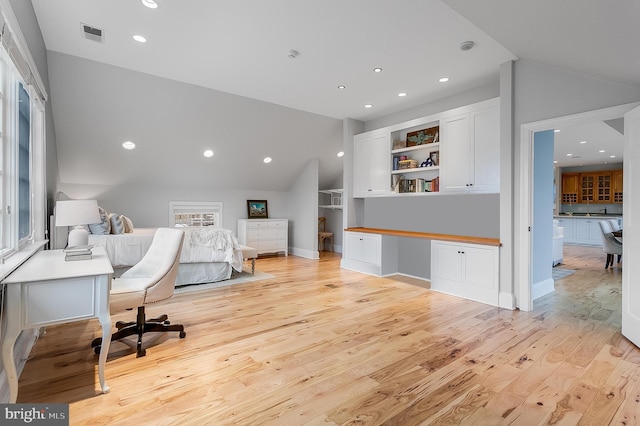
<box><xmin>68</xmin><ymin>226</ymin><xmax>89</xmax><ymax>247</ymax></box>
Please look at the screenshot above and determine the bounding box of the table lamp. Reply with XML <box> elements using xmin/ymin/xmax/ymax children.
<box><xmin>55</xmin><ymin>199</ymin><xmax>101</xmax><ymax>247</ymax></box>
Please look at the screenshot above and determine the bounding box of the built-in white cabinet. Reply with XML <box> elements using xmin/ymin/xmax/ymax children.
<box><xmin>440</xmin><ymin>105</ymin><xmax>500</xmax><ymax>192</ymax></box>
<box><xmin>555</xmin><ymin>217</ymin><xmax>575</xmax><ymax>241</ymax></box>
<box><xmin>431</xmin><ymin>240</ymin><xmax>499</xmax><ymax>306</ymax></box>
<box><xmin>574</xmin><ymin>218</ymin><xmax>604</xmax><ymax>246</ymax></box>
<box><xmin>352</xmin><ymin>98</ymin><xmax>499</xmax><ymax>198</ymax></box>
<box><xmin>237</xmin><ymin>219</ymin><xmax>288</xmax><ymax>256</ymax></box>
<box><xmin>341</xmin><ymin>231</ymin><xmax>398</xmax><ymax>276</ymax></box>
<box><xmin>354</xmin><ymin>131</ymin><xmax>391</xmax><ymax>197</ymax></box>
<box><xmin>557</xmin><ymin>216</ymin><xmax>620</xmax><ymax>245</ymax></box>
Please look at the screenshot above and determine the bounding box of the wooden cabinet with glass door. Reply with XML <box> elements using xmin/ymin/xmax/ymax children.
<box><xmin>595</xmin><ymin>172</ymin><xmax>612</xmax><ymax>203</ymax></box>
<box><xmin>579</xmin><ymin>174</ymin><xmax>594</xmax><ymax>203</ymax></box>
<box><xmin>612</xmin><ymin>169</ymin><xmax>623</xmax><ymax>203</ymax></box>
<box><xmin>561</xmin><ymin>173</ymin><xmax>579</xmax><ymax>203</ymax></box>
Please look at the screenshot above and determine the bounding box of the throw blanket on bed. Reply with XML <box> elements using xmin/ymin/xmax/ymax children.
<box><xmin>180</xmin><ymin>227</ymin><xmax>240</xmax><ymax>265</ymax></box>
<box><xmin>88</xmin><ymin>227</ymin><xmax>243</xmax><ymax>271</ymax></box>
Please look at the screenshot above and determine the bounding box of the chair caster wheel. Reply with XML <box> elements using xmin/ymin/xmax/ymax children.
<box><xmin>164</xmin><ymin>320</ymin><xmax>170</xmax><ymax>325</ymax></box>
<box><xmin>179</xmin><ymin>331</ymin><xmax>186</xmax><ymax>338</ymax></box>
<box><xmin>94</xmin><ymin>346</ymin><xmax>101</xmax><ymax>354</ymax></box>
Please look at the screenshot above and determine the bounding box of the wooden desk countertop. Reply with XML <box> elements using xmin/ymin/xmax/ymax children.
<box><xmin>344</xmin><ymin>227</ymin><xmax>501</xmax><ymax>247</ymax></box>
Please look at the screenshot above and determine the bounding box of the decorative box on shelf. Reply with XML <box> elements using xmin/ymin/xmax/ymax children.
<box><xmin>399</xmin><ymin>159</ymin><xmax>418</xmax><ymax>169</ymax></box>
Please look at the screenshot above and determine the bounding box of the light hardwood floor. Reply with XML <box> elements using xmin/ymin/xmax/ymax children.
<box><xmin>18</xmin><ymin>246</ymin><xmax>639</xmax><ymax>425</ymax></box>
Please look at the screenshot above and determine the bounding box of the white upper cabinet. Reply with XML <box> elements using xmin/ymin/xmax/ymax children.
<box><xmin>440</xmin><ymin>104</ymin><xmax>500</xmax><ymax>193</ymax></box>
<box><xmin>352</xmin><ymin>98</ymin><xmax>499</xmax><ymax>198</ymax></box>
<box><xmin>354</xmin><ymin>131</ymin><xmax>391</xmax><ymax>197</ymax></box>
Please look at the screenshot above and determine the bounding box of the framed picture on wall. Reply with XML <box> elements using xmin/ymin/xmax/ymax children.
<box><xmin>247</xmin><ymin>200</ymin><xmax>268</xmax><ymax>218</ymax></box>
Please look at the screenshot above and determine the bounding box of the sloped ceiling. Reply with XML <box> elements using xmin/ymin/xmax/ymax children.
<box><xmin>32</xmin><ymin>0</ymin><xmax>640</xmax><ymax>189</ymax></box>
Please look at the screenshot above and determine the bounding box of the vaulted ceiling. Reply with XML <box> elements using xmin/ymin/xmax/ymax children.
<box><xmin>30</xmin><ymin>0</ymin><xmax>639</xmax><ymax>189</ymax></box>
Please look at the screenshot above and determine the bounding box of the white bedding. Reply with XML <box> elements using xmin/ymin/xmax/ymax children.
<box><xmin>88</xmin><ymin>227</ymin><xmax>243</xmax><ymax>272</ymax></box>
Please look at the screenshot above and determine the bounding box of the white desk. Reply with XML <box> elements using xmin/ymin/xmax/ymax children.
<box><xmin>1</xmin><ymin>247</ymin><xmax>113</xmax><ymax>403</ymax></box>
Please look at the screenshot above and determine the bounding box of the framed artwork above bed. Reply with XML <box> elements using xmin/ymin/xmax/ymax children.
<box><xmin>169</xmin><ymin>201</ymin><xmax>223</xmax><ymax>227</ymax></box>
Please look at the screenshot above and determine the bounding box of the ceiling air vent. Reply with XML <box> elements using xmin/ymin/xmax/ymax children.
<box><xmin>81</xmin><ymin>23</ymin><xmax>104</xmax><ymax>43</ymax></box>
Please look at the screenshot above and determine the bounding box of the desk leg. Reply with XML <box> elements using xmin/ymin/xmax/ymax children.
<box><xmin>97</xmin><ymin>277</ymin><xmax>111</xmax><ymax>395</ymax></box>
<box><xmin>2</xmin><ymin>286</ymin><xmax>22</xmax><ymax>403</ymax></box>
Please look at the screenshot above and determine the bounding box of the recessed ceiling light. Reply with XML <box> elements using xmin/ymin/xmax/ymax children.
<box><xmin>553</xmin><ymin>160</ymin><xmax>558</xmax><ymax>164</ymax></box>
<box><xmin>439</xmin><ymin>77</ymin><xmax>449</xmax><ymax>83</ymax></box>
<box><xmin>610</xmin><ymin>155</ymin><xmax>616</xmax><ymax>158</ymax></box>
<box><xmin>566</xmin><ymin>153</ymin><xmax>572</xmax><ymax>156</ymax></box>
<box><xmin>599</xmin><ymin>150</ymin><xmax>606</xmax><ymax>153</ymax></box>
<box><xmin>459</xmin><ymin>41</ymin><xmax>475</xmax><ymax>51</ymax></box>
<box><xmin>263</xmin><ymin>157</ymin><xmax>272</xmax><ymax>164</ymax></box>
<box><xmin>373</xmin><ymin>67</ymin><xmax>382</xmax><ymax>73</ymax></box>
<box><xmin>337</xmin><ymin>151</ymin><xmax>344</xmax><ymax>158</ymax></box>
<box><xmin>554</xmin><ymin>129</ymin><xmax>561</xmax><ymax>133</ymax></box>
<box><xmin>398</xmin><ymin>92</ymin><xmax>407</xmax><ymax>97</ymax></box>
<box><xmin>338</xmin><ymin>85</ymin><xmax>345</xmax><ymax>89</ymax></box>
<box><xmin>141</xmin><ymin>0</ymin><xmax>158</xmax><ymax>8</ymax></box>
<box><xmin>579</xmin><ymin>140</ymin><xmax>587</xmax><ymax>144</ymax></box>
<box><xmin>364</xmin><ymin>104</ymin><xmax>373</xmax><ymax>108</ymax></box>
<box><xmin>203</xmin><ymin>150</ymin><xmax>214</xmax><ymax>158</ymax></box>
<box><xmin>133</xmin><ymin>34</ymin><xmax>147</xmax><ymax>43</ymax></box>
<box><xmin>122</xmin><ymin>141</ymin><xmax>136</xmax><ymax>150</ymax></box>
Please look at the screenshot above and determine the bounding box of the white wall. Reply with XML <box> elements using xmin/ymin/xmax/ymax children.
<box><xmin>57</xmin><ymin>182</ymin><xmax>289</xmax><ymax>234</ymax></box>
<box><xmin>287</xmin><ymin>159</ymin><xmax>319</xmax><ymax>258</ymax></box>
<box><xmin>511</xmin><ymin>59</ymin><xmax>640</xmax><ymax>308</ymax></box>
<box><xmin>47</xmin><ymin>51</ymin><xmax>343</xmax><ymax>192</ymax></box>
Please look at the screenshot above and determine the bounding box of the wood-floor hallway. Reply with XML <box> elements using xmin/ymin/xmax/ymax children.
<box><xmin>17</xmin><ymin>245</ymin><xmax>640</xmax><ymax>425</ymax></box>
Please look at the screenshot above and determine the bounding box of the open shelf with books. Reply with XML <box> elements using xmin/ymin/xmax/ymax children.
<box><xmin>390</xmin><ymin>123</ymin><xmax>440</xmax><ymax>195</ymax></box>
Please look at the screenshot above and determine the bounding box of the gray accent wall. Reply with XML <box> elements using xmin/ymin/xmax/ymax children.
<box><xmin>363</xmin><ymin>194</ymin><xmax>499</xmax><ymax>238</ymax></box>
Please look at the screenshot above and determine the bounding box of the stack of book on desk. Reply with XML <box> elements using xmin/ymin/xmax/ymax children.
<box><xmin>64</xmin><ymin>245</ymin><xmax>94</xmax><ymax>261</ymax></box>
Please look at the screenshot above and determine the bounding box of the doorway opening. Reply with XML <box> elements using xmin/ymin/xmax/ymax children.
<box><xmin>516</xmin><ymin>102</ymin><xmax>639</xmax><ymax>312</ymax></box>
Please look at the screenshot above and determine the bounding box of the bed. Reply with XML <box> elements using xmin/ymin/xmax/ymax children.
<box><xmin>51</xmin><ymin>196</ymin><xmax>251</xmax><ymax>286</ymax></box>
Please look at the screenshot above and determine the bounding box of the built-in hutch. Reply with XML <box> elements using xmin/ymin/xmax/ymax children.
<box><xmin>344</xmin><ymin>98</ymin><xmax>503</xmax><ymax>307</ymax></box>
<box><xmin>353</xmin><ymin>98</ymin><xmax>499</xmax><ymax>198</ymax></box>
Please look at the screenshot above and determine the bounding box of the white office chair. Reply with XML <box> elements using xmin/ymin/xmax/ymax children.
<box><xmin>598</xmin><ymin>220</ymin><xmax>622</xmax><ymax>269</ymax></box>
<box><xmin>91</xmin><ymin>228</ymin><xmax>186</xmax><ymax>357</ymax></box>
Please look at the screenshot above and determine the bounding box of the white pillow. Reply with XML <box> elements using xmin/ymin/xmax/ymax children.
<box><xmin>121</xmin><ymin>215</ymin><xmax>134</xmax><ymax>233</ymax></box>
<box><xmin>89</xmin><ymin>207</ymin><xmax>111</xmax><ymax>234</ymax></box>
<box><xmin>109</xmin><ymin>213</ymin><xmax>125</xmax><ymax>234</ymax></box>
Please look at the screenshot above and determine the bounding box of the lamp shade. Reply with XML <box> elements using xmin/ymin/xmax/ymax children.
<box><xmin>55</xmin><ymin>200</ymin><xmax>100</xmax><ymax>227</ymax></box>
<box><xmin>55</xmin><ymin>200</ymin><xmax>100</xmax><ymax>247</ymax></box>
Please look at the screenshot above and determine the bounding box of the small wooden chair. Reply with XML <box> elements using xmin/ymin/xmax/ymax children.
<box><xmin>318</xmin><ymin>217</ymin><xmax>333</xmax><ymax>252</ymax></box>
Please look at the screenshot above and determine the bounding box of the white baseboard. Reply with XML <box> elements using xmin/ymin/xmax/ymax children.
<box><xmin>499</xmin><ymin>291</ymin><xmax>516</xmax><ymax>310</ymax></box>
<box><xmin>532</xmin><ymin>278</ymin><xmax>555</xmax><ymax>300</ymax></box>
<box><xmin>289</xmin><ymin>247</ymin><xmax>318</xmax><ymax>259</ymax></box>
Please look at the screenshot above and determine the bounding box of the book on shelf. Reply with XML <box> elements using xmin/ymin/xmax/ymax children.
<box><xmin>431</xmin><ymin>176</ymin><xmax>440</xmax><ymax>192</ymax></box>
